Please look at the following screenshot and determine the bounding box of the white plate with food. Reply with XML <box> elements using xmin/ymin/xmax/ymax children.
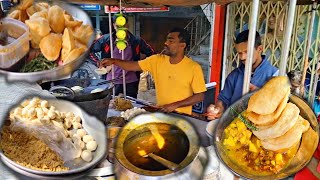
<box><xmin>0</xmin><ymin>1</ymin><xmax>94</xmax><ymax>83</ymax></box>
<box><xmin>0</xmin><ymin>97</ymin><xmax>107</xmax><ymax>176</ymax></box>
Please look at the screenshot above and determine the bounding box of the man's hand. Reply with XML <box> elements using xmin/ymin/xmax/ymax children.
<box><xmin>99</xmin><ymin>58</ymin><xmax>142</xmax><ymax>71</ymax></box>
<box><xmin>249</xmin><ymin>83</ymin><xmax>258</xmax><ymax>92</ymax></box>
<box><xmin>159</xmin><ymin>103</ymin><xmax>178</xmax><ymax>113</ymax></box>
<box><xmin>100</xmin><ymin>58</ymin><xmax>114</xmax><ymax>68</ymax></box>
<box><xmin>206</xmin><ymin>105</ymin><xmax>222</xmax><ymax>120</ymax></box>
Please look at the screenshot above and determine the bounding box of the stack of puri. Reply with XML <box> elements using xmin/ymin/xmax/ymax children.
<box><xmin>246</xmin><ymin>76</ymin><xmax>318</xmax><ymax>156</ymax></box>
<box><xmin>8</xmin><ymin>0</ymin><xmax>93</xmax><ymax>65</ymax></box>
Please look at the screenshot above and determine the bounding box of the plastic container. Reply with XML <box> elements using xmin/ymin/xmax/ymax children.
<box><xmin>0</xmin><ymin>18</ymin><xmax>30</xmax><ymax>69</ymax></box>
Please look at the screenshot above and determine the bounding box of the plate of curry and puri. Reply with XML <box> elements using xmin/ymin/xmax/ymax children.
<box><xmin>213</xmin><ymin>76</ymin><xmax>319</xmax><ymax>180</ymax></box>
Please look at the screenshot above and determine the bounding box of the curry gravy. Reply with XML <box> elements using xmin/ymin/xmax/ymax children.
<box><xmin>223</xmin><ymin>118</ymin><xmax>299</xmax><ymax>175</ymax></box>
<box><xmin>123</xmin><ymin>123</ymin><xmax>189</xmax><ymax>171</ymax></box>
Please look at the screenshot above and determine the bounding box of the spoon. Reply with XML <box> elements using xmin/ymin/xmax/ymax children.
<box><xmin>142</xmin><ymin>153</ymin><xmax>179</xmax><ymax>171</ymax></box>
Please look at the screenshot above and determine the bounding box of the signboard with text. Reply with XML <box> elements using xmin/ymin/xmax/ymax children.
<box><xmin>104</xmin><ymin>6</ymin><xmax>169</xmax><ymax>13</ymax></box>
<box><xmin>78</xmin><ymin>4</ymin><xmax>101</xmax><ymax>11</ymax></box>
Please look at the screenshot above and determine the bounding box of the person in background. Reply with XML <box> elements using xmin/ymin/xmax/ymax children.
<box><xmin>313</xmin><ymin>91</ymin><xmax>320</xmax><ymax>117</ymax></box>
<box><xmin>99</xmin><ymin>27</ymin><xmax>207</xmax><ymax>115</ymax></box>
<box><xmin>207</xmin><ymin>30</ymin><xmax>279</xmax><ymax>120</ymax></box>
<box><xmin>95</xmin><ymin>30</ymin><xmax>102</xmax><ymax>40</ymax></box>
<box><xmin>287</xmin><ymin>70</ymin><xmax>303</xmax><ymax>96</ymax></box>
<box><xmin>74</xmin><ymin>15</ymin><xmax>154</xmax><ymax>98</ymax></box>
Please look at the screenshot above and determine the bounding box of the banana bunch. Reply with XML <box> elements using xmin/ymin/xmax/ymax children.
<box><xmin>115</xmin><ymin>13</ymin><xmax>127</xmax><ymax>51</ymax></box>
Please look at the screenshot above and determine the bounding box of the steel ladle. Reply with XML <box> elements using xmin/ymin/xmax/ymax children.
<box><xmin>142</xmin><ymin>153</ymin><xmax>179</xmax><ymax>171</ymax></box>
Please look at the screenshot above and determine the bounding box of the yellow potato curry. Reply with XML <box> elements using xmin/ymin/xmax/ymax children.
<box><xmin>223</xmin><ymin>117</ymin><xmax>298</xmax><ymax>175</ymax></box>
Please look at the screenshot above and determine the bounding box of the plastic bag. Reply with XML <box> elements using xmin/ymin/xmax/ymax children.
<box><xmin>9</xmin><ymin>120</ymin><xmax>81</xmax><ymax>162</ymax></box>
<box><xmin>139</xmin><ymin>72</ymin><xmax>148</xmax><ymax>92</ymax></box>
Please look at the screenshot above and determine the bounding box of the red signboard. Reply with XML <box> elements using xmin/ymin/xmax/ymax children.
<box><xmin>104</xmin><ymin>6</ymin><xmax>169</xmax><ymax>13</ymax></box>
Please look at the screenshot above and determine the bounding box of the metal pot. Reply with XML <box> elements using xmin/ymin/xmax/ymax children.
<box><xmin>40</xmin><ymin>78</ymin><xmax>113</xmax><ymax>122</ymax></box>
<box><xmin>114</xmin><ymin>112</ymin><xmax>206</xmax><ymax>180</ymax></box>
<box><xmin>213</xmin><ymin>93</ymin><xmax>319</xmax><ymax>179</ymax></box>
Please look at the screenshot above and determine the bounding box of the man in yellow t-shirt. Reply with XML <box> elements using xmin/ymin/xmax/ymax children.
<box><xmin>100</xmin><ymin>27</ymin><xmax>207</xmax><ymax>115</ymax></box>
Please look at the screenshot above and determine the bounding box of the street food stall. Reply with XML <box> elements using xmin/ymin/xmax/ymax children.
<box><xmin>0</xmin><ymin>0</ymin><xmax>319</xmax><ymax>180</ymax></box>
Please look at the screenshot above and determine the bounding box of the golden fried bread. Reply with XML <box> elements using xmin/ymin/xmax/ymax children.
<box><xmin>71</xmin><ymin>25</ymin><xmax>94</xmax><ymax>45</ymax></box>
<box><xmin>261</xmin><ymin>117</ymin><xmax>310</xmax><ymax>151</ymax></box>
<box><xmin>64</xmin><ymin>13</ymin><xmax>83</xmax><ymax>28</ymax></box>
<box><xmin>252</xmin><ymin>103</ymin><xmax>300</xmax><ymax>140</ymax></box>
<box><xmin>48</xmin><ymin>5</ymin><xmax>65</xmax><ymax>33</ymax></box>
<box><xmin>25</xmin><ymin>17</ymin><xmax>51</xmax><ymax>49</ymax></box>
<box><xmin>17</xmin><ymin>0</ymin><xmax>33</xmax><ymax>10</ymax></box>
<box><xmin>247</xmin><ymin>88</ymin><xmax>290</xmax><ymax>126</ymax></box>
<box><xmin>61</xmin><ymin>28</ymin><xmax>75</xmax><ymax>61</ymax></box>
<box><xmin>247</xmin><ymin>76</ymin><xmax>290</xmax><ymax>115</ymax></box>
<box><xmin>63</xmin><ymin>47</ymin><xmax>86</xmax><ymax>64</ymax></box>
<box><xmin>40</xmin><ymin>33</ymin><xmax>62</xmax><ymax>61</ymax></box>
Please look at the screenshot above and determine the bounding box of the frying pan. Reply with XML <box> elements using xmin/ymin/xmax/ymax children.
<box><xmin>40</xmin><ymin>78</ymin><xmax>116</xmax><ymax>102</ymax></box>
<box><xmin>40</xmin><ymin>77</ymin><xmax>116</xmax><ymax>122</ymax></box>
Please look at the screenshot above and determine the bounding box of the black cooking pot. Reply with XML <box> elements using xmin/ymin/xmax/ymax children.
<box><xmin>40</xmin><ymin>78</ymin><xmax>114</xmax><ymax>122</ymax></box>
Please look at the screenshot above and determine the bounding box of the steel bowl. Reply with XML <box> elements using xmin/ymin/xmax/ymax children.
<box><xmin>0</xmin><ymin>98</ymin><xmax>107</xmax><ymax>177</ymax></box>
<box><xmin>0</xmin><ymin>1</ymin><xmax>94</xmax><ymax>83</ymax></box>
<box><xmin>213</xmin><ymin>93</ymin><xmax>319</xmax><ymax>179</ymax></box>
<box><xmin>114</xmin><ymin>112</ymin><xmax>207</xmax><ymax>180</ymax></box>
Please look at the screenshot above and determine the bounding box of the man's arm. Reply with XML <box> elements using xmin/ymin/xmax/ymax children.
<box><xmin>159</xmin><ymin>92</ymin><xmax>205</xmax><ymax>113</ymax></box>
<box><xmin>100</xmin><ymin>58</ymin><xmax>142</xmax><ymax>72</ymax></box>
<box><xmin>88</xmin><ymin>35</ymin><xmax>109</xmax><ymax>65</ymax></box>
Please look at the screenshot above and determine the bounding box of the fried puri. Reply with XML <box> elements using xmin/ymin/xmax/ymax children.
<box><xmin>39</xmin><ymin>33</ymin><xmax>62</xmax><ymax>61</ymax></box>
<box><xmin>261</xmin><ymin>117</ymin><xmax>310</xmax><ymax>151</ymax></box>
<box><xmin>48</xmin><ymin>5</ymin><xmax>65</xmax><ymax>33</ymax></box>
<box><xmin>252</xmin><ymin>103</ymin><xmax>300</xmax><ymax>140</ymax></box>
<box><xmin>247</xmin><ymin>76</ymin><xmax>291</xmax><ymax>115</ymax></box>
<box><xmin>247</xmin><ymin>88</ymin><xmax>290</xmax><ymax>126</ymax></box>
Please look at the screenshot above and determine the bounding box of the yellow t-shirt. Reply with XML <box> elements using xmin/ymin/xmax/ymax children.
<box><xmin>138</xmin><ymin>54</ymin><xmax>207</xmax><ymax>114</ymax></box>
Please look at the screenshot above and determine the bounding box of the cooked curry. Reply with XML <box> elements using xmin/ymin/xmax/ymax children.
<box><xmin>223</xmin><ymin>117</ymin><xmax>299</xmax><ymax>175</ymax></box>
<box><xmin>123</xmin><ymin>123</ymin><xmax>189</xmax><ymax>171</ymax></box>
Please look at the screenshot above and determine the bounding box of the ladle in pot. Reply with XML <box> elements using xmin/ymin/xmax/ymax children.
<box><xmin>141</xmin><ymin>152</ymin><xmax>179</xmax><ymax>171</ymax></box>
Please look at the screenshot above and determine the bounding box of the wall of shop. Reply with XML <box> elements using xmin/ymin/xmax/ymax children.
<box><xmin>136</xmin><ymin>6</ymin><xmax>204</xmax><ymax>53</ymax></box>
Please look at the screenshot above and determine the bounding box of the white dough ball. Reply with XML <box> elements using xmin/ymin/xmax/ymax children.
<box><xmin>66</xmin><ymin>112</ymin><xmax>74</xmax><ymax>119</ymax></box>
<box><xmin>81</xmin><ymin>150</ymin><xmax>93</xmax><ymax>162</ymax></box>
<box><xmin>73</xmin><ymin>116</ymin><xmax>81</xmax><ymax>123</ymax></box>
<box><xmin>83</xmin><ymin>135</ymin><xmax>94</xmax><ymax>143</ymax></box>
<box><xmin>27</xmin><ymin>108</ymin><xmax>36</xmax><ymax>118</ymax></box>
<box><xmin>21</xmin><ymin>100</ymin><xmax>30</xmax><ymax>107</ymax></box>
<box><xmin>76</xmin><ymin>129</ymin><xmax>87</xmax><ymax>138</ymax></box>
<box><xmin>49</xmin><ymin>106</ymin><xmax>55</xmax><ymax>112</ymax></box>
<box><xmin>48</xmin><ymin>110</ymin><xmax>56</xmax><ymax>120</ymax></box>
<box><xmin>86</xmin><ymin>140</ymin><xmax>98</xmax><ymax>151</ymax></box>
<box><xmin>80</xmin><ymin>141</ymin><xmax>85</xmax><ymax>149</ymax></box>
<box><xmin>72</xmin><ymin>122</ymin><xmax>82</xmax><ymax>129</ymax></box>
<box><xmin>40</xmin><ymin>100</ymin><xmax>49</xmax><ymax>108</ymax></box>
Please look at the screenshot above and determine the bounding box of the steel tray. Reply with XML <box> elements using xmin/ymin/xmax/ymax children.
<box><xmin>0</xmin><ymin>0</ymin><xmax>94</xmax><ymax>83</ymax></box>
<box><xmin>0</xmin><ymin>98</ymin><xmax>107</xmax><ymax>176</ymax></box>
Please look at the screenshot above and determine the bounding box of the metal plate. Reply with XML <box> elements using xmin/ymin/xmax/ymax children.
<box><xmin>0</xmin><ymin>158</ymin><xmax>92</xmax><ymax>180</ymax></box>
<box><xmin>213</xmin><ymin>93</ymin><xmax>319</xmax><ymax>180</ymax></box>
<box><xmin>0</xmin><ymin>1</ymin><xmax>94</xmax><ymax>83</ymax></box>
<box><xmin>0</xmin><ymin>98</ymin><xmax>107</xmax><ymax>176</ymax></box>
